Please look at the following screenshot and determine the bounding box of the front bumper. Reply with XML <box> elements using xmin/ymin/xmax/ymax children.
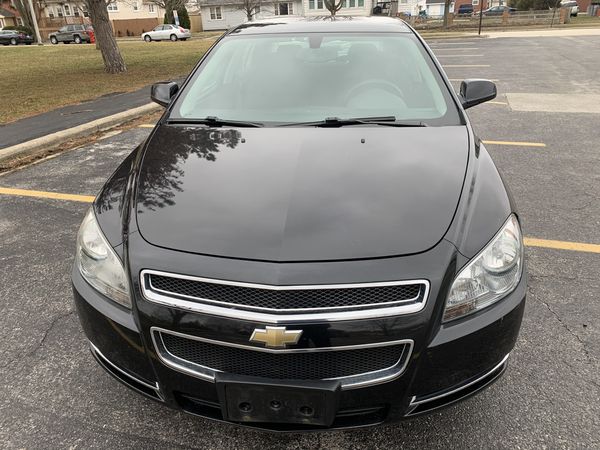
<box><xmin>72</xmin><ymin>258</ymin><xmax>526</xmax><ymax>431</ymax></box>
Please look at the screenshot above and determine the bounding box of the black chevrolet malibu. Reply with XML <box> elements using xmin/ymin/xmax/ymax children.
<box><xmin>73</xmin><ymin>17</ymin><xmax>526</xmax><ymax>430</ymax></box>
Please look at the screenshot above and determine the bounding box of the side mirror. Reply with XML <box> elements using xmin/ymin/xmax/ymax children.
<box><xmin>459</xmin><ymin>79</ymin><xmax>497</xmax><ymax>109</ymax></box>
<box><xmin>151</xmin><ymin>81</ymin><xmax>179</xmax><ymax>107</ymax></box>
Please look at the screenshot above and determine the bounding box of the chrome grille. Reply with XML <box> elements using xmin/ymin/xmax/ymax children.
<box><xmin>142</xmin><ymin>270</ymin><xmax>428</xmax><ymax>318</ymax></box>
<box><xmin>152</xmin><ymin>328</ymin><xmax>413</xmax><ymax>390</ymax></box>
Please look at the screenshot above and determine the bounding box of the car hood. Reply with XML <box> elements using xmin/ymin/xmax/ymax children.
<box><xmin>135</xmin><ymin>124</ymin><xmax>469</xmax><ymax>262</ymax></box>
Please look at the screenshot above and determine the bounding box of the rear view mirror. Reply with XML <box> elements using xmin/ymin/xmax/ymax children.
<box><xmin>459</xmin><ymin>79</ymin><xmax>497</xmax><ymax>109</ymax></box>
<box><xmin>151</xmin><ymin>81</ymin><xmax>179</xmax><ymax>107</ymax></box>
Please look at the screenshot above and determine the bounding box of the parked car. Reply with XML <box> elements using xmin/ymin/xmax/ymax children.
<box><xmin>477</xmin><ymin>5</ymin><xmax>517</xmax><ymax>15</ymax></box>
<box><xmin>560</xmin><ymin>0</ymin><xmax>579</xmax><ymax>16</ymax></box>
<box><xmin>457</xmin><ymin>3</ymin><xmax>474</xmax><ymax>15</ymax></box>
<box><xmin>49</xmin><ymin>24</ymin><xmax>93</xmax><ymax>44</ymax></box>
<box><xmin>73</xmin><ymin>16</ymin><xmax>526</xmax><ymax>431</ymax></box>
<box><xmin>141</xmin><ymin>24</ymin><xmax>191</xmax><ymax>42</ymax></box>
<box><xmin>0</xmin><ymin>29</ymin><xmax>33</xmax><ymax>45</ymax></box>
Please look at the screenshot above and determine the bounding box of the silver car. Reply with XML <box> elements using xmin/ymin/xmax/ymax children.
<box><xmin>142</xmin><ymin>24</ymin><xmax>191</xmax><ymax>42</ymax></box>
<box><xmin>560</xmin><ymin>0</ymin><xmax>579</xmax><ymax>16</ymax></box>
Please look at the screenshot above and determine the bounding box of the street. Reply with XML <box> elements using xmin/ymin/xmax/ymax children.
<box><xmin>0</xmin><ymin>33</ymin><xmax>599</xmax><ymax>448</ymax></box>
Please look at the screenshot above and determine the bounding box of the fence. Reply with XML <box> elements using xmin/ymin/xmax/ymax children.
<box><xmin>111</xmin><ymin>18</ymin><xmax>161</xmax><ymax>37</ymax></box>
<box><xmin>404</xmin><ymin>8</ymin><xmax>570</xmax><ymax>30</ymax></box>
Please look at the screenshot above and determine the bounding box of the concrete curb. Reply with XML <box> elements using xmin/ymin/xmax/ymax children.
<box><xmin>0</xmin><ymin>103</ymin><xmax>160</xmax><ymax>165</ymax></box>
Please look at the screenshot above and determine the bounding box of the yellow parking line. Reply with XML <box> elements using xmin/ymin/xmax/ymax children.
<box><xmin>0</xmin><ymin>187</ymin><xmax>94</xmax><ymax>203</ymax></box>
<box><xmin>482</xmin><ymin>140</ymin><xmax>546</xmax><ymax>147</ymax></box>
<box><xmin>0</xmin><ymin>188</ymin><xmax>598</xmax><ymax>254</ymax></box>
<box><xmin>524</xmin><ymin>238</ymin><xmax>600</xmax><ymax>254</ymax></box>
<box><xmin>486</xmin><ymin>101</ymin><xmax>509</xmax><ymax>105</ymax></box>
<box><xmin>139</xmin><ymin>124</ymin><xmax>155</xmax><ymax>128</ymax></box>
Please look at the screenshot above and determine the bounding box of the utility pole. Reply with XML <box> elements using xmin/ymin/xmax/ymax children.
<box><xmin>478</xmin><ymin>0</ymin><xmax>484</xmax><ymax>36</ymax></box>
<box><xmin>27</xmin><ymin>0</ymin><xmax>43</xmax><ymax>45</ymax></box>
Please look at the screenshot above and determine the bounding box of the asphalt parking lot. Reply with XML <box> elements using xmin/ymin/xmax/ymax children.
<box><xmin>1</xmin><ymin>33</ymin><xmax>599</xmax><ymax>449</ymax></box>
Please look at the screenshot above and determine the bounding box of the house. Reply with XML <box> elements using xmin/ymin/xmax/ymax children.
<box><xmin>0</xmin><ymin>0</ymin><xmax>22</xmax><ymax>29</ymax></box>
<box><xmin>424</xmin><ymin>0</ymin><xmax>453</xmax><ymax>18</ymax></box>
<box><xmin>301</xmin><ymin>0</ymin><xmax>374</xmax><ymax>17</ymax></box>
<box><xmin>395</xmin><ymin>0</ymin><xmax>427</xmax><ymax>16</ymax></box>
<box><xmin>200</xmin><ymin>0</ymin><xmax>394</xmax><ymax>31</ymax></box>
<box><xmin>200</xmin><ymin>0</ymin><xmax>304</xmax><ymax>31</ymax></box>
<box><xmin>40</xmin><ymin>0</ymin><xmax>165</xmax><ymax>38</ymax></box>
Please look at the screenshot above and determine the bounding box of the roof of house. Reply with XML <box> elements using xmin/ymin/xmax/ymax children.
<box><xmin>0</xmin><ymin>7</ymin><xmax>16</xmax><ymax>17</ymax></box>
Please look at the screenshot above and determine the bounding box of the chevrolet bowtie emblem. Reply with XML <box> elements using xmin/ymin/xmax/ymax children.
<box><xmin>250</xmin><ymin>326</ymin><xmax>303</xmax><ymax>349</ymax></box>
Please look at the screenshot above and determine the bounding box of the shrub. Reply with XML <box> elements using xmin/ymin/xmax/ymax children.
<box><xmin>4</xmin><ymin>25</ymin><xmax>34</xmax><ymax>36</ymax></box>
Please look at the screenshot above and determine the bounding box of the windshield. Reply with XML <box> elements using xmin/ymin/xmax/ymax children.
<box><xmin>171</xmin><ymin>32</ymin><xmax>461</xmax><ymax>126</ymax></box>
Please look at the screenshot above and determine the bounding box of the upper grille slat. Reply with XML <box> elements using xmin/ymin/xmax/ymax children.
<box><xmin>147</xmin><ymin>272</ymin><xmax>425</xmax><ymax>313</ymax></box>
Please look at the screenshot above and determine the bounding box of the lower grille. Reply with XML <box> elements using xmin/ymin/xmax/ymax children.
<box><xmin>153</xmin><ymin>328</ymin><xmax>412</xmax><ymax>390</ymax></box>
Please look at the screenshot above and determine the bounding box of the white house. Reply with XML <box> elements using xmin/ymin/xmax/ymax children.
<box><xmin>200</xmin><ymin>0</ymin><xmax>303</xmax><ymax>31</ymax></box>
<box><xmin>301</xmin><ymin>0</ymin><xmax>374</xmax><ymax>17</ymax></box>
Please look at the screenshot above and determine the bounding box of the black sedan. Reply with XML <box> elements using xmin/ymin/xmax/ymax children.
<box><xmin>0</xmin><ymin>30</ymin><xmax>33</xmax><ymax>45</ymax></box>
<box><xmin>72</xmin><ymin>16</ymin><xmax>526</xmax><ymax>431</ymax></box>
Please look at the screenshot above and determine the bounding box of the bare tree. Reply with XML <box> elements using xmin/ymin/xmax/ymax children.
<box><xmin>324</xmin><ymin>0</ymin><xmax>344</xmax><ymax>16</ymax></box>
<box><xmin>85</xmin><ymin>0</ymin><xmax>126</xmax><ymax>73</ymax></box>
<box><xmin>234</xmin><ymin>0</ymin><xmax>264</xmax><ymax>21</ymax></box>
<box><xmin>147</xmin><ymin>0</ymin><xmax>186</xmax><ymax>22</ymax></box>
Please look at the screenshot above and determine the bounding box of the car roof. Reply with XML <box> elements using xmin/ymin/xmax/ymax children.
<box><xmin>228</xmin><ymin>16</ymin><xmax>413</xmax><ymax>35</ymax></box>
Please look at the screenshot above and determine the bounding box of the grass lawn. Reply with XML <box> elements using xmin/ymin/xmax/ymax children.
<box><xmin>0</xmin><ymin>38</ymin><xmax>217</xmax><ymax>124</ymax></box>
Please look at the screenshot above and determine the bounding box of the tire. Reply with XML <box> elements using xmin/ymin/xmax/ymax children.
<box><xmin>181</xmin><ymin>38</ymin><xmax>187</xmax><ymax>41</ymax></box>
<box><xmin>50</xmin><ymin>36</ymin><xmax>58</xmax><ymax>44</ymax></box>
<box><xmin>10</xmin><ymin>37</ymin><xmax>17</xmax><ymax>45</ymax></box>
<box><xmin>170</xmin><ymin>34</ymin><xmax>178</xmax><ymax>42</ymax></box>
<box><xmin>74</xmin><ymin>35</ymin><xmax>82</xmax><ymax>44</ymax></box>
<box><xmin>144</xmin><ymin>35</ymin><xmax>152</xmax><ymax>42</ymax></box>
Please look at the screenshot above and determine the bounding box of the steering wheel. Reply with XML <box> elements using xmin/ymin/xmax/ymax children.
<box><xmin>345</xmin><ymin>79</ymin><xmax>404</xmax><ymax>103</ymax></box>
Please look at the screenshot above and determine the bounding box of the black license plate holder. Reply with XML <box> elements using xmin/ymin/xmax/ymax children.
<box><xmin>215</xmin><ymin>373</ymin><xmax>341</xmax><ymax>427</ymax></box>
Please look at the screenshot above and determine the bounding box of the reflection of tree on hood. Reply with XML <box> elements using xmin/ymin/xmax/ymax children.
<box><xmin>137</xmin><ymin>126</ymin><xmax>240</xmax><ymax>212</ymax></box>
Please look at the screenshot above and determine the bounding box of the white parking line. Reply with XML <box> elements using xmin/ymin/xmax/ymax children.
<box><xmin>443</xmin><ymin>64</ymin><xmax>491</xmax><ymax>68</ymax></box>
<box><xmin>432</xmin><ymin>47</ymin><xmax>480</xmax><ymax>51</ymax></box>
<box><xmin>448</xmin><ymin>79</ymin><xmax>499</xmax><ymax>82</ymax></box>
<box><xmin>436</xmin><ymin>55</ymin><xmax>484</xmax><ymax>57</ymax></box>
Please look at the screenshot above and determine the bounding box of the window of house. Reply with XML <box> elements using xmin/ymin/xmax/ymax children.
<box><xmin>133</xmin><ymin>1</ymin><xmax>139</xmax><ymax>11</ymax></box>
<box><xmin>275</xmin><ymin>2</ymin><xmax>293</xmax><ymax>14</ymax></box>
<box><xmin>149</xmin><ymin>3</ymin><xmax>155</xmax><ymax>12</ymax></box>
<box><xmin>254</xmin><ymin>5</ymin><xmax>260</xmax><ymax>14</ymax></box>
<box><xmin>317</xmin><ymin>0</ymin><xmax>323</xmax><ymax>8</ymax></box>
<box><xmin>74</xmin><ymin>6</ymin><xmax>80</xmax><ymax>16</ymax></box>
<box><xmin>48</xmin><ymin>7</ymin><xmax>55</xmax><ymax>18</ymax></box>
<box><xmin>358</xmin><ymin>0</ymin><xmax>364</xmax><ymax>5</ymax></box>
<box><xmin>64</xmin><ymin>4</ymin><xmax>71</xmax><ymax>15</ymax></box>
<box><xmin>107</xmin><ymin>2</ymin><xmax>118</xmax><ymax>11</ymax></box>
<box><xmin>210</xmin><ymin>6</ymin><xmax>222</xmax><ymax>19</ymax></box>
<box><xmin>56</xmin><ymin>6</ymin><xmax>64</xmax><ymax>17</ymax></box>
<box><xmin>17</xmin><ymin>17</ymin><xmax>23</xmax><ymax>25</ymax></box>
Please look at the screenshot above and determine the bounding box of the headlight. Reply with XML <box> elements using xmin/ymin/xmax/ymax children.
<box><xmin>75</xmin><ymin>209</ymin><xmax>131</xmax><ymax>308</ymax></box>
<box><xmin>443</xmin><ymin>214</ymin><xmax>523</xmax><ymax>322</ymax></box>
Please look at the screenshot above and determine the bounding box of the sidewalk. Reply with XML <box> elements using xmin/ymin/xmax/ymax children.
<box><xmin>0</xmin><ymin>85</ymin><xmax>154</xmax><ymax>150</ymax></box>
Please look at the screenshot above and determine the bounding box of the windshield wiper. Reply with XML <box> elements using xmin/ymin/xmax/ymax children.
<box><xmin>167</xmin><ymin>116</ymin><xmax>264</xmax><ymax>128</ymax></box>
<box><xmin>279</xmin><ymin>116</ymin><xmax>427</xmax><ymax>127</ymax></box>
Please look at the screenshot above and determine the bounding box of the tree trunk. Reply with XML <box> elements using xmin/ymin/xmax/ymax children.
<box><xmin>87</xmin><ymin>0</ymin><xmax>126</xmax><ymax>73</ymax></box>
<box><xmin>443</xmin><ymin>0</ymin><xmax>451</xmax><ymax>29</ymax></box>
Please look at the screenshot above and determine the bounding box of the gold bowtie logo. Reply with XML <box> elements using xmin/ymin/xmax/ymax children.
<box><xmin>250</xmin><ymin>326</ymin><xmax>303</xmax><ymax>349</ymax></box>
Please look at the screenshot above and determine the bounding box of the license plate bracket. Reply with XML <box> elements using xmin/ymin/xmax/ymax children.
<box><xmin>215</xmin><ymin>373</ymin><xmax>341</xmax><ymax>427</ymax></box>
